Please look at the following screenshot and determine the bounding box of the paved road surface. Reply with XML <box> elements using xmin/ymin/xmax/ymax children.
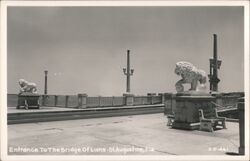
<box><xmin>8</xmin><ymin>113</ymin><xmax>239</xmax><ymax>155</ymax></box>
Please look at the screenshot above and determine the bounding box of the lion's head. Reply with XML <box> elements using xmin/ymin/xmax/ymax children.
<box><xmin>175</xmin><ymin>61</ymin><xmax>195</xmax><ymax>76</ymax></box>
<box><xmin>19</xmin><ymin>79</ymin><xmax>28</xmax><ymax>87</ymax></box>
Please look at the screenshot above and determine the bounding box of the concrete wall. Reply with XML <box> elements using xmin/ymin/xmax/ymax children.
<box><xmin>7</xmin><ymin>94</ymin><xmax>163</xmax><ymax>108</ymax></box>
<box><xmin>7</xmin><ymin>94</ymin><xmax>18</xmax><ymax>107</ymax></box>
<box><xmin>8</xmin><ymin>92</ymin><xmax>243</xmax><ymax>109</ymax></box>
<box><xmin>215</xmin><ymin>92</ymin><xmax>244</xmax><ymax>110</ymax></box>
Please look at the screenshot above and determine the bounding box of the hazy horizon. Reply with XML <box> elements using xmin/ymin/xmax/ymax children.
<box><xmin>7</xmin><ymin>6</ymin><xmax>244</xmax><ymax>96</ymax></box>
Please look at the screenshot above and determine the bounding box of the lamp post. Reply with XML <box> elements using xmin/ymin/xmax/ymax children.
<box><xmin>123</xmin><ymin>50</ymin><xmax>134</xmax><ymax>93</ymax></box>
<box><xmin>208</xmin><ymin>34</ymin><xmax>222</xmax><ymax>92</ymax></box>
<box><xmin>44</xmin><ymin>70</ymin><xmax>48</xmax><ymax>95</ymax></box>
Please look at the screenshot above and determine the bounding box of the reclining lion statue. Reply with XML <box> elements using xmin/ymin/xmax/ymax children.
<box><xmin>174</xmin><ymin>61</ymin><xmax>206</xmax><ymax>92</ymax></box>
<box><xmin>18</xmin><ymin>79</ymin><xmax>38</xmax><ymax>94</ymax></box>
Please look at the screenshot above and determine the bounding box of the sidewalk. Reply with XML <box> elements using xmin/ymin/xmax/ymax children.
<box><xmin>8</xmin><ymin>104</ymin><xmax>164</xmax><ymax>114</ymax></box>
<box><xmin>7</xmin><ymin>105</ymin><xmax>164</xmax><ymax>124</ymax></box>
<box><xmin>8</xmin><ymin>113</ymin><xmax>239</xmax><ymax>155</ymax></box>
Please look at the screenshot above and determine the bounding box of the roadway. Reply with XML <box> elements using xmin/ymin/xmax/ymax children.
<box><xmin>8</xmin><ymin>113</ymin><xmax>239</xmax><ymax>155</ymax></box>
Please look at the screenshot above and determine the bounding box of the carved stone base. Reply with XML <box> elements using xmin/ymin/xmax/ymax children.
<box><xmin>172</xmin><ymin>93</ymin><xmax>215</xmax><ymax>130</ymax></box>
<box><xmin>17</xmin><ymin>92</ymin><xmax>40</xmax><ymax>109</ymax></box>
<box><xmin>172</xmin><ymin>121</ymin><xmax>200</xmax><ymax>130</ymax></box>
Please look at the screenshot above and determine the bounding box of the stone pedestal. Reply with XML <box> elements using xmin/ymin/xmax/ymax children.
<box><xmin>17</xmin><ymin>92</ymin><xmax>40</xmax><ymax>109</ymax></box>
<box><xmin>123</xmin><ymin>93</ymin><xmax>134</xmax><ymax>106</ymax></box>
<box><xmin>164</xmin><ymin>93</ymin><xmax>174</xmax><ymax>115</ymax></box>
<box><xmin>42</xmin><ymin>95</ymin><xmax>49</xmax><ymax>106</ymax></box>
<box><xmin>172</xmin><ymin>92</ymin><xmax>215</xmax><ymax>130</ymax></box>
<box><xmin>78</xmin><ymin>94</ymin><xmax>88</xmax><ymax>108</ymax></box>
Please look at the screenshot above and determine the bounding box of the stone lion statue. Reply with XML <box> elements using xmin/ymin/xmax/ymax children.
<box><xmin>174</xmin><ymin>61</ymin><xmax>206</xmax><ymax>92</ymax></box>
<box><xmin>18</xmin><ymin>79</ymin><xmax>37</xmax><ymax>94</ymax></box>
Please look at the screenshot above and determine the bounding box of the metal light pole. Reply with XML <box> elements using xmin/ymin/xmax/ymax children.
<box><xmin>123</xmin><ymin>50</ymin><xmax>134</xmax><ymax>93</ymax></box>
<box><xmin>44</xmin><ymin>70</ymin><xmax>48</xmax><ymax>95</ymax></box>
<box><xmin>208</xmin><ymin>34</ymin><xmax>222</xmax><ymax>92</ymax></box>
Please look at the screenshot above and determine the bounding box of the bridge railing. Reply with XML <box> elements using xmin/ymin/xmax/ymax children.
<box><xmin>7</xmin><ymin>93</ymin><xmax>164</xmax><ymax>108</ymax></box>
<box><xmin>8</xmin><ymin>92</ymin><xmax>243</xmax><ymax>109</ymax></box>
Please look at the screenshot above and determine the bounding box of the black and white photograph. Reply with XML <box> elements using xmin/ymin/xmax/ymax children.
<box><xmin>0</xmin><ymin>1</ymin><xmax>249</xmax><ymax>161</ymax></box>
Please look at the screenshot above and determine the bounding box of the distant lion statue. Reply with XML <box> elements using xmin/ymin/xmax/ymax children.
<box><xmin>18</xmin><ymin>79</ymin><xmax>37</xmax><ymax>94</ymax></box>
<box><xmin>174</xmin><ymin>61</ymin><xmax>206</xmax><ymax>92</ymax></box>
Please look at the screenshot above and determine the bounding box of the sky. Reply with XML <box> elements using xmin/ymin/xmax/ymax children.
<box><xmin>7</xmin><ymin>6</ymin><xmax>244</xmax><ymax>96</ymax></box>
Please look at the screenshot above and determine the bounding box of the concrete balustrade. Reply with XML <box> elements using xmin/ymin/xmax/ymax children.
<box><xmin>78</xmin><ymin>94</ymin><xmax>87</xmax><ymax>108</ymax></box>
<box><xmin>8</xmin><ymin>93</ymin><xmax>242</xmax><ymax>110</ymax></box>
<box><xmin>54</xmin><ymin>95</ymin><xmax>58</xmax><ymax>107</ymax></box>
<box><xmin>42</xmin><ymin>95</ymin><xmax>48</xmax><ymax>106</ymax></box>
<box><xmin>112</xmin><ymin>96</ymin><xmax>115</xmax><ymax>106</ymax></box>
<box><xmin>98</xmin><ymin>96</ymin><xmax>102</xmax><ymax>107</ymax></box>
<box><xmin>158</xmin><ymin>93</ymin><xmax>165</xmax><ymax>105</ymax></box>
<box><xmin>65</xmin><ymin>95</ymin><xmax>69</xmax><ymax>108</ymax></box>
<box><xmin>123</xmin><ymin>93</ymin><xmax>134</xmax><ymax>106</ymax></box>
